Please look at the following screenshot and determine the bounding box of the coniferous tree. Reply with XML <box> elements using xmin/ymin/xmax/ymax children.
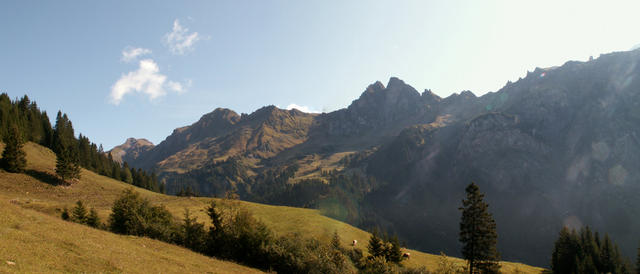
<box><xmin>180</xmin><ymin>209</ymin><xmax>206</xmax><ymax>253</ymax></box>
<box><xmin>368</xmin><ymin>228</ymin><xmax>384</xmax><ymax>258</ymax></box>
<box><xmin>459</xmin><ymin>182</ymin><xmax>500</xmax><ymax>274</ymax></box>
<box><xmin>384</xmin><ymin>234</ymin><xmax>403</xmax><ymax>263</ymax></box>
<box><xmin>72</xmin><ymin>200</ymin><xmax>87</xmax><ymax>223</ymax></box>
<box><xmin>61</xmin><ymin>207</ymin><xmax>70</xmax><ymax>221</ymax></box>
<box><xmin>56</xmin><ymin>145</ymin><xmax>81</xmax><ymax>182</ymax></box>
<box><xmin>331</xmin><ymin>230</ymin><xmax>342</xmax><ymax>251</ymax></box>
<box><xmin>551</xmin><ymin>226</ymin><xmax>629</xmax><ymax>274</ymax></box>
<box><xmin>86</xmin><ymin>208</ymin><xmax>100</xmax><ymax>228</ymax></box>
<box><xmin>1</xmin><ymin>124</ymin><xmax>27</xmax><ymax>173</ymax></box>
<box><xmin>54</xmin><ymin>112</ymin><xmax>80</xmax><ymax>182</ymax></box>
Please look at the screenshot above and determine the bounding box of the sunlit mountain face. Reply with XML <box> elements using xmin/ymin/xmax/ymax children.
<box><xmin>112</xmin><ymin>49</ymin><xmax>640</xmax><ymax>266</ymax></box>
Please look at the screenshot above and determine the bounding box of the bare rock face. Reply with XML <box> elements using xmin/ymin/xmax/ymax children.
<box><xmin>362</xmin><ymin>50</ymin><xmax>640</xmax><ymax>266</ymax></box>
<box><xmin>108</xmin><ymin>138</ymin><xmax>154</xmax><ymax>163</ymax></box>
<box><xmin>124</xmin><ymin>49</ymin><xmax>640</xmax><ymax>267</ymax></box>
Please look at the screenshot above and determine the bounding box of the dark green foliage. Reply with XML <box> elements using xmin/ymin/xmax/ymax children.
<box><xmin>176</xmin><ymin>185</ymin><xmax>198</xmax><ymax>197</ymax></box>
<box><xmin>55</xmin><ymin>145</ymin><xmax>81</xmax><ymax>182</ymax></box>
<box><xmin>72</xmin><ymin>200</ymin><xmax>87</xmax><ymax>223</ymax></box>
<box><xmin>0</xmin><ymin>93</ymin><xmax>161</xmax><ymax>191</ymax></box>
<box><xmin>53</xmin><ymin>111</ymin><xmax>81</xmax><ymax>182</ymax></box>
<box><xmin>108</xmin><ymin>188</ymin><xmax>174</xmax><ymax>241</ymax></box>
<box><xmin>368</xmin><ymin>228</ymin><xmax>385</xmax><ymax>258</ymax></box>
<box><xmin>1</xmin><ymin>124</ymin><xmax>27</xmax><ymax>173</ymax></box>
<box><xmin>366</xmin><ymin>228</ymin><xmax>404</xmax><ymax>265</ymax></box>
<box><xmin>459</xmin><ymin>182</ymin><xmax>500</xmax><ymax>274</ymax></box>
<box><xmin>551</xmin><ymin>226</ymin><xmax>630</xmax><ymax>274</ymax></box>
<box><xmin>86</xmin><ymin>208</ymin><xmax>100</xmax><ymax>228</ymax></box>
<box><xmin>331</xmin><ymin>230</ymin><xmax>342</xmax><ymax>251</ymax></box>
<box><xmin>61</xmin><ymin>207</ymin><xmax>70</xmax><ymax>221</ymax></box>
<box><xmin>176</xmin><ymin>209</ymin><xmax>206</xmax><ymax>253</ymax></box>
<box><xmin>203</xmin><ymin>201</ymin><xmax>350</xmax><ymax>273</ymax></box>
<box><xmin>63</xmin><ymin>200</ymin><xmax>100</xmax><ymax>228</ymax></box>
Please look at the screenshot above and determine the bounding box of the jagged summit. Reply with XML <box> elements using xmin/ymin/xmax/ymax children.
<box><xmin>108</xmin><ymin>137</ymin><xmax>154</xmax><ymax>163</ymax></box>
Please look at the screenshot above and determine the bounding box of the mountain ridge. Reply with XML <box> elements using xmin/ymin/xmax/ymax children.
<box><xmin>112</xmin><ymin>49</ymin><xmax>640</xmax><ymax>266</ymax></box>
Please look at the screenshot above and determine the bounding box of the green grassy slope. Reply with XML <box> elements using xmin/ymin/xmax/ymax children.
<box><xmin>0</xmin><ymin>199</ymin><xmax>261</xmax><ymax>273</ymax></box>
<box><xmin>0</xmin><ymin>142</ymin><xmax>545</xmax><ymax>273</ymax></box>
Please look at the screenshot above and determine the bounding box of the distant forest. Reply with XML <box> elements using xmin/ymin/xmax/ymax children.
<box><xmin>0</xmin><ymin>93</ymin><xmax>162</xmax><ymax>191</ymax></box>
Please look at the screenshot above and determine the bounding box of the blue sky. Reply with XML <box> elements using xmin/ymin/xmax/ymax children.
<box><xmin>1</xmin><ymin>1</ymin><xmax>639</xmax><ymax>149</ymax></box>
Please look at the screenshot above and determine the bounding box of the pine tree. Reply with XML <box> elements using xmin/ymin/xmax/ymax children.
<box><xmin>72</xmin><ymin>200</ymin><xmax>87</xmax><ymax>223</ymax></box>
<box><xmin>368</xmin><ymin>228</ymin><xmax>384</xmax><ymax>258</ymax></box>
<box><xmin>86</xmin><ymin>208</ymin><xmax>100</xmax><ymax>228</ymax></box>
<box><xmin>180</xmin><ymin>209</ymin><xmax>206</xmax><ymax>252</ymax></box>
<box><xmin>56</xmin><ymin>145</ymin><xmax>81</xmax><ymax>182</ymax></box>
<box><xmin>331</xmin><ymin>230</ymin><xmax>342</xmax><ymax>251</ymax></box>
<box><xmin>53</xmin><ymin>112</ymin><xmax>80</xmax><ymax>182</ymax></box>
<box><xmin>459</xmin><ymin>182</ymin><xmax>500</xmax><ymax>274</ymax></box>
<box><xmin>1</xmin><ymin>125</ymin><xmax>27</xmax><ymax>173</ymax></box>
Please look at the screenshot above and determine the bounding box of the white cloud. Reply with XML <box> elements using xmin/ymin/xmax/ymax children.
<box><xmin>284</xmin><ymin>103</ymin><xmax>320</xmax><ymax>113</ymax></box>
<box><xmin>110</xmin><ymin>59</ymin><xmax>187</xmax><ymax>105</ymax></box>
<box><xmin>121</xmin><ymin>47</ymin><xmax>152</xmax><ymax>62</ymax></box>
<box><xmin>164</xmin><ymin>19</ymin><xmax>200</xmax><ymax>55</ymax></box>
<box><xmin>167</xmin><ymin>80</ymin><xmax>185</xmax><ymax>94</ymax></box>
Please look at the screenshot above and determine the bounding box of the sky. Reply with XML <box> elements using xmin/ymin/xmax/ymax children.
<box><xmin>1</xmin><ymin>0</ymin><xmax>640</xmax><ymax>149</ymax></box>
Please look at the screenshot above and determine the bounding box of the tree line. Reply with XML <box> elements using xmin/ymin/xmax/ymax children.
<box><xmin>0</xmin><ymin>93</ymin><xmax>162</xmax><ymax>191</ymax></box>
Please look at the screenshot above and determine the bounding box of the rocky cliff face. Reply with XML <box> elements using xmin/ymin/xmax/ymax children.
<box><xmin>361</xmin><ymin>50</ymin><xmax>640</xmax><ymax>266</ymax></box>
<box><xmin>121</xmin><ymin>49</ymin><xmax>640</xmax><ymax>267</ymax></box>
<box><xmin>129</xmin><ymin>106</ymin><xmax>316</xmax><ymax>172</ymax></box>
<box><xmin>108</xmin><ymin>138</ymin><xmax>154</xmax><ymax>163</ymax></box>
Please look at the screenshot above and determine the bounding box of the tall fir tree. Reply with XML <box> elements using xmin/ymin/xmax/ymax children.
<box><xmin>1</xmin><ymin>124</ymin><xmax>27</xmax><ymax>173</ymax></box>
<box><xmin>54</xmin><ymin>112</ymin><xmax>81</xmax><ymax>182</ymax></box>
<box><xmin>459</xmin><ymin>182</ymin><xmax>500</xmax><ymax>274</ymax></box>
<box><xmin>56</xmin><ymin>145</ymin><xmax>81</xmax><ymax>182</ymax></box>
<box><xmin>368</xmin><ymin>228</ymin><xmax>384</xmax><ymax>258</ymax></box>
<box><xmin>551</xmin><ymin>226</ymin><xmax>629</xmax><ymax>274</ymax></box>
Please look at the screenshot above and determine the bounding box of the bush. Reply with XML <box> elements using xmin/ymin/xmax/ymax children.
<box><xmin>108</xmin><ymin>188</ymin><xmax>175</xmax><ymax>241</ymax></box>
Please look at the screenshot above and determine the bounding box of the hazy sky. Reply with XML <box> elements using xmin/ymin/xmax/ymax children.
<box><xmin>1</xmin><ymin>0</ymin><xmax>639</xmax><ymax>149</ymax></box>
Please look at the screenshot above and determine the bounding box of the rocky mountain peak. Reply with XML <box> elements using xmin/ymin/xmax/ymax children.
<box><xmin>108</xmin><ymin>137</ymin><xmax>155</xmax><ymax>163</ymax></box>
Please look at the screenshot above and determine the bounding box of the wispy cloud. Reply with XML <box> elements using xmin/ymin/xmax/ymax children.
<box><xmin>284</xmin><ymin>103</ymin><xmax>320</xmax><ymax>113</ymax></box>
<box><xmin>110</xmin><ymin>59</ymin><xmax>187</xmax><ymax>105</ymax></box>
<box><xmin>164</xmin><ymin>19</ymin><xmax>200</xmax><ymax>55</ymax></box>
<box><xmin>121</xmin><ymin>47</ymin><xmax>152</xmax><ymax>62</ymax></box>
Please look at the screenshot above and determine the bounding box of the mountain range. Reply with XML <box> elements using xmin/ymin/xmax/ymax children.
<box><xmin>111</xmin><ymin>49</ymin><xmax>640</xmax><ymax>266</ymax></box>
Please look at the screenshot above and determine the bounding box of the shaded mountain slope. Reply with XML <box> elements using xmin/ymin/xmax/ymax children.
<box><xmin>115</xmin><ymin>49</ymin><xmax>640</xmax><ymax>267</ymax></box>
<box><xmin>361</xmin><ymin>50</ymin><xmax>640</xmax><ymax>266</ymax></box>
<box><xmin>0</xmin><ymin>142</ymin><xmax>544</xmax><ymax>273</ymax></box>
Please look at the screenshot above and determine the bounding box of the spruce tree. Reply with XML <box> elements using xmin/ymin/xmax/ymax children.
<box><xmin>368</xmin><ymin>228</ymin><xmax>384</xmax><ymax>258</ymax></box>
<box><xmin>56</xmin><ymin>146</ymin><xmax>81</xmax><ymax>182</ymax></box>
<box><xmin>1</xmin><ymin>125</ymin><xmax>27</xmax><ymax>173</ymax></box>
<box><xmin>459</xmin><ymin>182</ymin><xmax>500</xmax><ymax>274</ymax></box>
<box><xmin>53</xmin><ymin>111</ymin><xmax>80</xmax><ymax>182</ymax></box>
<box><xmin>86</xmin><ymin>208</ymin><xmax>100</xmax><ymax>228</ymax></box>
<box><xmin>72</xmin><ymin>200</ymin><xmax>88</xmax><ymax>223</ymax></box>
<box><xmin>331</xmin><ymin>230</ymin><xmax>342</xmax><ymax>251</ymax></box>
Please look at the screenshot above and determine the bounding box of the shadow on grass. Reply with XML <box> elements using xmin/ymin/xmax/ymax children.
<box><xmin>25</xmin><ymin>169</ymin><xmax>67</xmax><ymax>186</ymax></box>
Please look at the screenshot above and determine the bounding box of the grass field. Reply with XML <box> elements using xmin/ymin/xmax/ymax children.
<box><xmin>0</xmin><ymin>142</ymin><xmax>546</xmax><ymax>273</ymax></box>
